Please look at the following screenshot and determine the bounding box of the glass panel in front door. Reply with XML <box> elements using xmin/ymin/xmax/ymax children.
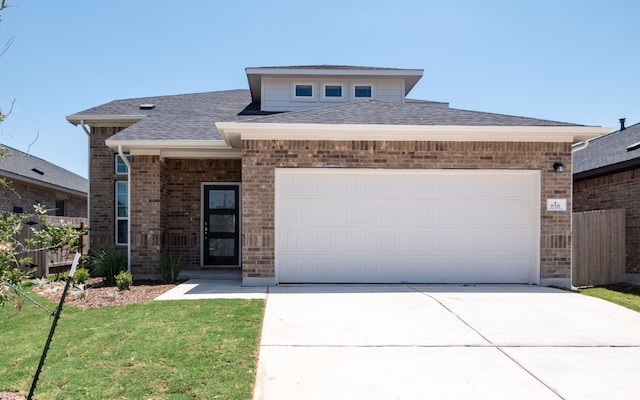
<box><xmin>204</xmin><ymin>185</ymin><xmax>239</xmax><ymax>266</ymax></box>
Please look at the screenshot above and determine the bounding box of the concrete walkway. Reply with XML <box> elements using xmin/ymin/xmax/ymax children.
<box><xmin>253</xmin><ymin>284</ymin><xmax>640</xmax><ymax>400</ymax></box>
<box><xmin>154</xmin><ymin>273</ymin><xmax>267</xmax><ymax>300</ymax></box>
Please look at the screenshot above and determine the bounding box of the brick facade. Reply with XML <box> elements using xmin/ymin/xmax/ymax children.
<box><xmin>573</xmin><ymin>168</ymin><xmax>640</xmax><ymax>274</ymax></box>
<box><xmin>242</xmin><ymin>139</ymin><xmax>573</xmax><ymax>283</ymax></box>
<box><xmin>88</xmin><ymin>126</ymin><xmax>127</xmax><ymax>255</ymax></box>
<box><xmin>0</xmin><ymin>179</ymin><xmax>86</xmax><ymax>217</ymax></box>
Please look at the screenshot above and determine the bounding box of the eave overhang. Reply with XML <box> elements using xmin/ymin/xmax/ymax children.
<box><xmin>216</xmin><ymin>122</ymin><xmax>611</xmax><ymax>149</ymax></box>
<box><xmin>66</xmin><ymin>114</ymin><xmax>145</xmax><ymax>128</ymax></box>
<box><xmin>0</xmin><ymin>171</ymin><xmax>87</xmax><ymax>198</ymax></box>
<box><xmin>104</xmin><ymin>138</ymin><xmax>241</xmax><ymax>159</ymax></box>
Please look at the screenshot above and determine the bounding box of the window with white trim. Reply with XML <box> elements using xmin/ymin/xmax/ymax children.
<box><xmin>354</xmin><ymin>84</ymin><xmax>373</xmax><ymax>98</ymax></box>
<box><xmin>115</xmin><ymin>181</ymin><xmax>128</xmax><ymax>245</ymax></box>
<box><xmin>323</xmin><ymin>84</ymin><xmax>343</xmax><ymax>99</ymax></box>
<box><xmin>292</xmin><ymin>82</ymin><xmax>317</xmax><ymax>101</ymax></box>
<box><xmin>115</xmin><ymin>154</ymin><xmax>131</xmax><ymax>175</ymax></box>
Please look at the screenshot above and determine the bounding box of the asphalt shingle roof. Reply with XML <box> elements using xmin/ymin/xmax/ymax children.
<box><xmin>573</xmin><ymin>122</ymin><xmax>640</xmax><ymax>176</ymax></box>
<box><xmin>72</xmin><ymin>90</ymin><xmax>583</xmax><ymax>143</ymax></box>
<box><xmin>0</xmin><ymin>145</ymin><xmax>88</xmax><ymax>194</ymax></box>
<box><xmin>245</xmin><ymin>100</ymin><xmax>579</xmax><ymax>126</ymax></box>
<box><xmin>74</xmin><ymin>90</ymin><xmax>258</xmax><ymax>141</ymax></box>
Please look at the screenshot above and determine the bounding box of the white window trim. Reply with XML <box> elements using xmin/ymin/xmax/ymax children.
<box><xmin>352</xmin><ymin>83</ymin><xmax>375</xmax><ymax>100</ymax></box>
<box><xmin>115</xmin><ymin>181</ymin><xmax>128</xmax><ymax>246</ymax></box>
<box><xmin>291</xmin><ymin>82</ymin><xmax>317</xmax><ymax>102</ymax></box>
<box><xmin>321</xmin><ymin>83</ymin><xmax>344</xmax><ymax>101</ymax></box>
<box><xmin>115</xmin><ymin>153</ymin><xmax>131</xmax><ymax>175</ymax></box>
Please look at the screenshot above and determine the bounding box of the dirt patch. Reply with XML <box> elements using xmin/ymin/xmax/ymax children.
<box><xmin>31</xmin><ymin>277</ymin><xmax>181</xmax><ymax>308</ymax></box>
<box><xmin>0</xmin><ymin>392</ymin><xmax>26</xmax><ymax>400</ymax></box>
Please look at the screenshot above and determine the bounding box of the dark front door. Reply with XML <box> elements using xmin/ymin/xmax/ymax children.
<box><xmin>203</xmin><ymin>185</ymin><xmax>240</xmax><ymax>266</ymax></box>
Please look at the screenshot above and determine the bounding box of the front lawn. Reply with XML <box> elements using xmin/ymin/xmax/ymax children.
<box><xmin>0</xmin><ymin>288</ymin><xmax>264</xmax><ymax>399</ymax></box>
<box><xmin>579</xmin><ymin>282</ymin><xmax>640</xmax><ymax>312</ymax></box>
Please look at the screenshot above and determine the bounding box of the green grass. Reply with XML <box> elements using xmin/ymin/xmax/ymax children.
<box><xmin>579</xmin><ymin>282</ymin><xmax>640</xmax><ymax>312</ymax></box>
<box><xmin>0</xmin><ymin>287</ymin><xmax>264</xmax><ymax>399</ymax></box>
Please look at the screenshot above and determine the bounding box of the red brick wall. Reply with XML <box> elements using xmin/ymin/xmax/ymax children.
<box><xmin>574</xmin><ymin>168</ymin><xmax>640</xmax><ymax>274</ymax></box>
<box><xmin>242</xmin><ymin>140</ymin><xmax>573</xmax><ymax>282</ymax></box>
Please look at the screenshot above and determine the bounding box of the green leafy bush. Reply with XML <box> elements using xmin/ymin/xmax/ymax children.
<box><xmin>157</xmin><ymin>252</ymin><xmax>182</xmax><ymax>283</ymax></box>
<box><xmin>73</xmin><ymin>267</ymin><xmax>90</xmax><ymax>284</ymax></box>
<box><xmin>90</xmin><ymin>250</ymin><xmax>127</xmax><ymax>286</ymax></box>
<box><xmin>115</xmin><ymin>271</ymin><xmax>132</xmax><ymax>291</ymax></box>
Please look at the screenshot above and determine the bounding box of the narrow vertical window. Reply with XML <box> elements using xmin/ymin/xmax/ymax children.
<box><xmin>55</xmin><ymin>199</ymin><xmax>65</xmax><ymax>217</ymax></box>
<box><xmin>115</xmin><ymin>181</ymin><xmax>128</xmax><ymax>245</ymax></box>
<box><xmin>115</xmin><ymin>154</ymin><xmax>131</xmax><ymax>175</ymax></box>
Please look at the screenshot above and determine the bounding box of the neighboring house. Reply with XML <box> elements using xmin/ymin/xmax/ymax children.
<box><xmin>66</xmin><ymin>65</ymin><xmax>607</xmax><ymax>287</ymax></box>
<box><xmin>573</xmin><ymin>119</ymin><xmax>640</xmax><ymax>284</ymax></box>
<box><xmin>0</xmin><ymin>145</ymin><xmax>88</xmax><ymax>217</ymax></box>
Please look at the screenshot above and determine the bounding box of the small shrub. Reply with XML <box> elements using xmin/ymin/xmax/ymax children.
<box><xmin>157</xmin><ymin>252</ymin><xmax>182</xmax><ymax>283</ymax></box>
<box><xmin>115</xmin><ymin>271</ymin><xmax>132</xmax><ymax>291</ymax></box>
<box><xmin>73</xmin><ymin>267</ymin><xmax>90</xmax><ymax>285</ymax></box>
<box><xmin>32</xmin><ymin>277</ymin><xmax>50</xmax><ymax>288</ymax></box>
<box><xmin>71</xmin><ymin>284</ymin><xmax>88</xmax><ymax>299</ymax></box>
<box><xmin>91</xmin><ymin>250</ymin><xmax>127</xmax><ymax>286</ymax></box>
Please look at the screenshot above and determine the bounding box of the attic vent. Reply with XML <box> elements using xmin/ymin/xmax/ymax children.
<box><xmin>31</xmin><ymin>168</ymin><xmax>44</xmax><ymax>175</ymax></box>
<box><xmin>139</xmin><ymin>104</ymin><xmax>155</xmax><ymax>110</ymax></box>
<box><xmin>626</xmin><ymin>142</ymin><xmax>640</xmax><ymax>152</ymax></box>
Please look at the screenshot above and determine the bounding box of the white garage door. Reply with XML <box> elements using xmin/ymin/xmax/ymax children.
<box><xmin>275</xmin><ymin>168</ymin><xmax>540</xmax><ymax>284</ymax></box>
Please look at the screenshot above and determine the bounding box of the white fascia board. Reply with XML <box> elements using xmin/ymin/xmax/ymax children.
<box><xmin>66</xmin><ymin>114</ymin><xmax>145</xmax><ymax>127</ymax></box>
<box><xmin>104</xmin><ymin>139</ymin><xmax>240</xmax><ymax>159</ymax></box>
<box><xmin>245</xmin><ymin>67</ymin><xmax>423</xmax><ymax>78</ymax></box>
<box><xmin>216</xmin><ymin>122</ymin><xmax>611</xmax><ymax>144</ymax></box>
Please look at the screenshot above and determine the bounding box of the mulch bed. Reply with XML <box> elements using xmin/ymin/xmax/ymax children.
<box><xmin>31</xmin><ymin>277</ymin><xmax>181</xmax><ymax>308</ymax></box>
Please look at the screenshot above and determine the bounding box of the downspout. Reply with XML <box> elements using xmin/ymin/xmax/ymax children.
<box><xmin>80</xmin><ymin>120</ymin><xmax>91</xmax><ymax>253</ymax></box>
<box><xmin>117</xmin><ymin>145</ymin><xmax>132</xmax><ymax>273</ymax></box>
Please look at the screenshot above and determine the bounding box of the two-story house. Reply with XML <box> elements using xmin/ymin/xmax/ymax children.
<box><xmin>67</xmin><ymin>65</ymin><xmax>608</xmax><ymax>287</ymax></box>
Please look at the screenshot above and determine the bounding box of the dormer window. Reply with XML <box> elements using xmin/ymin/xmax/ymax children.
<box><xmin>354</xmin><ymin>84</ymin><xmax>373</xmax><ymax>99</ymax></box>
<box><xmin>323</xmin><ymin>84</ymin><xmax>343</xmax><ymax>99</ymax></box>
<box><xmin>294</xmin><ymin>84</ymin><xmax>313</xmax><ymax>97</ymax></box>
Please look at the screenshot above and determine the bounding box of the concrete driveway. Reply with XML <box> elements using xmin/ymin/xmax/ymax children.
<box><xmin>253</xmin><ymin>285</ymin><xmax>640</xmax><ymax>400</ymax></box>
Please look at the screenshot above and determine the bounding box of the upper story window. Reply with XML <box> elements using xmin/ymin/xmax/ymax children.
<box><xmin>323</xmin><ymin>84</ymin><xmax>343</xmax><ymax>99</ymax></box>
<box><xmin>295</xmin><ymin>84</ymin><xmax>313</xmax><ymax>97</ymax></box>
<box><xmin>292</xmin><ymin>82</ymin><xmax>317</xmax><ymax>101</ymax></box>
<box><xmin>354</xmin><ymin>84</ymin><xmax>373</xmax><ymax>98</ymax></box>
<box><xmin>115</xmin><ymin>154</ymin><xmax>131</xmax><ymax>175</ymax></box>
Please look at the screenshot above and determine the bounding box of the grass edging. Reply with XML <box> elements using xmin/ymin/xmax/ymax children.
<box><xmin>578</xmin><ymin>282</ymin><xmax>640</xmax><ymax>312</ymax></box>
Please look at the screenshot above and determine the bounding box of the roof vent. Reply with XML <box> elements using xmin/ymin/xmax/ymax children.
<box><xmin>626</xmin><ymin>141</ymin><xmax>640</xmax><ymax>152</ymax></box>
<box><xmin>139</xmin><ymin>104</ymin><xmax>155</xmax><ymax>110</ymax></box>
<box><xmin>620</xmin><ymin>118</ymin><xmax>626</xmax><ymax>131</ymax></box>
<box><xmin>31</xmin><ymin>168</ymin><xmax>44</xmax><ymax>175</ymax></box>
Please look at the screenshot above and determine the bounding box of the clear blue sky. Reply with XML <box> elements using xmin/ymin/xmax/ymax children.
<box><xmin>1</xmin><ymin>0</ymin><xmax>638</xmax><ymax>178</ymax></box>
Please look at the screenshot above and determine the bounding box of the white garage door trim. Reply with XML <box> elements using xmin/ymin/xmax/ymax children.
<box><xmin>275</xmin><ymin>168</ymin><xmax>540</xmax><ymax>284</ymax></box>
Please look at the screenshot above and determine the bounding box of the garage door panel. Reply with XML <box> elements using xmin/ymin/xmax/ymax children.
<box><xmin>275</xmin><ymin>169</ymin><xmax>540</xmax><ymax>284</ymax></box>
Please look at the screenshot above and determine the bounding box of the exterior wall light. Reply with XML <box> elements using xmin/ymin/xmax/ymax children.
<box><xmin>553</xmin><ymin>162</ymin><xmax>565</xmax><ymax>173</ymax></box>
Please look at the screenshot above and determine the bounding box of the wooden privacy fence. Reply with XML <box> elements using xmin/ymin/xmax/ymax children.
<box><xmin>18</xmin><ymin>215</ymin><xmax>88</xmax><ymax>277</ymax></box>
<box><xmin>572</xmin><ymin>209</ymin><xmax>625</xmax><ymax>287</ymax></box>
